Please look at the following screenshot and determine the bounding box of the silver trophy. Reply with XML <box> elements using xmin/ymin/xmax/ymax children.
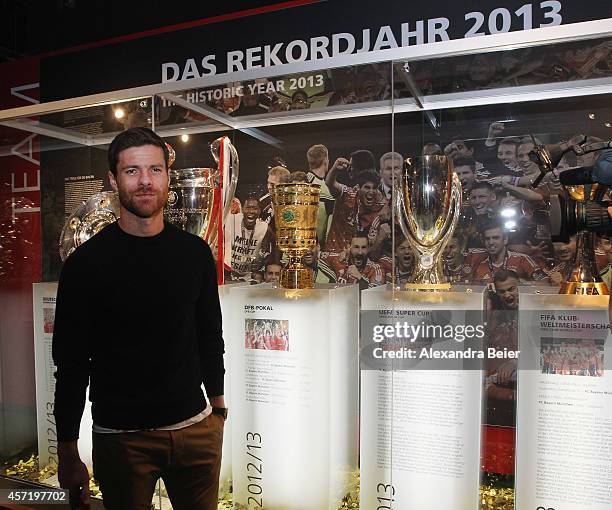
<box><xmin>395</xmin><ymin>155</ymin><xmax>462</xmax><ymax>289</ymax></box>
<box><xmin>164</xmin><ymin>136</ymin><xmax>239</xmax><ymax>242</ymax></box>
<box><xmin>59</xmin><ymin>191</ymin><xmax>121</xmax><ymax>261</ymax></box>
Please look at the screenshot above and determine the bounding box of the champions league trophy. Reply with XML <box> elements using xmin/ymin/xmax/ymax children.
<box><xmin>395</xmin><ymin>155</ymin><xmax>462</xmax><ymax>290</ymax></box>
<box><xmin>164</xmin><ymin>136</ymin><xmax>239</xmax><ymax>245</ymax></box>
<box><xmin>271</xmin><ymin>182</ymin><xmax>320</xmax><ymax>289</ymax></box>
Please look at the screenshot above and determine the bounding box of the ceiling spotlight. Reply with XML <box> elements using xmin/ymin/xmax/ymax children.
<box><xmin>588</xmin><ymin>113</ymin><xmax>596</xmax><ymax>120</ymax></box>
<box><xmin>605</xmin><ymin>122</ymin><xmax>611</xmax><ymax>128</ymax></box>
<box><xmin>181</xmin><ymin>134</ymin><xmax>190</xmax><ymax>143</ymax></box>
<box><xmin>500</xmin><ymin>208</ymin><xmax>516</xmax><ymax>218</ymax></box>
<box><xmin>504</xmin><ymin>220</ymin><xmax>517</xmax><ymax>231</ymax></box>
<box><xmin>114</xmin><ymin>108</ymin><xmax>125</xmax><ymax>119</ymax></box>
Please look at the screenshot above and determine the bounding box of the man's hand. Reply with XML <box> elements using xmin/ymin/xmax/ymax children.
<box><xmin>526</xmin><ymin>240</ymin><xmax>550</xmax><ymax>260</ymax></box>
<box><xmin>346</xmin><ymin>265</ymin><xmax>363</xmax><ymax>280</ymax></box>
<box><xmin>230</xmin><ymin>197</ymin><xmax>241</xmax><ymax>214</ymax></box>
<box><xmin>497</xmin><ymin>360</ymin><xmax>517</xmax><ymax>385</ymax></box>
<box><xmin>377</xmin><ymin>223</ymin><xmax>391</xmax><ymax>241</ymax></box>
<box><xmin>58</xmin><ymin>442</ymin><xmax>90</xmax><ymax>507</ymax></box>
<box><xmin>487</xmin><ymin>122</ymin><xmax>505</xmax><ymax>141</ymax></box>
<box><xmin>331</xmin><ymin>157</ymin><xmax>350</xmax><ymax>173</ymax></box>
<box><xmin>549</xmin><ymin>271</ymin><xmax>563</xmax><ymax>286</ymax></box>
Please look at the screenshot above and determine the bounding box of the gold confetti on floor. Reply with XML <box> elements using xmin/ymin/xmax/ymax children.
<box><xmin>3</xmin><ymin>456</ymin><xmax>514</xmax><ymax>510</ymax></box>
<box><xmin>479</xmin><ymin>485</ymin><xmax>515</xmax><ymax>510</ymax></box>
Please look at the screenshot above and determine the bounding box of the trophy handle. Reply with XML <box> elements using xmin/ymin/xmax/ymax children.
<box><xmin>436</xmin><ymin>172</ymin><xmax>462</xmax><ymax>251</ymax></box>
<box><xmin>395</xmin><ymin>186</ymin><xmax>418</xmax><ymax>247</ymax></box>
<box><xmin>210</xmin><ymin>136</ymin><xmax>240</xmax><ymax>221</ymax></box>
<box><xmin>209</xmin><ymin>136</ymin><xmax>240</xmax><ymax>284</ymax></box>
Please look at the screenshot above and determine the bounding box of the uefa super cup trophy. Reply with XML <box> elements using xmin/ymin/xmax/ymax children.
<box><xmin>395</xmin><ymin>155</ymin><xmax>462</xmax><ymax>290</ymax></box>
<box><xmin>164</xmin><ymin>136</ymin><xmax>239</xmax><ymax>244</ymax></box>
<box><xmin>271</xmin><ymin>182</ymin><xmax>320</xmax><ymax>289</ymax></box>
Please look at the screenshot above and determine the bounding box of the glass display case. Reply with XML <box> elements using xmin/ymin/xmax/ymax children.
<box><xmin>1</xmin><ymin>21</ymin><xmax>611</xmax><ymax>509</ymax></box>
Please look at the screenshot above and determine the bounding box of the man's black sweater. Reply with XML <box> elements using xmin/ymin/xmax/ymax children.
<box><xmin>52</xmin><ymin>221</ymin><xmax>224</xmax><ymax>441</ymax></box>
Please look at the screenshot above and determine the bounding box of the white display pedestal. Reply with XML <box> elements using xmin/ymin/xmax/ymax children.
<box><xmin>229</xmin><ymin>283</ymin><xmax>359</xmax><ymax>510</ymax></box>
<box><xmin>516</xmin><ymin>289</ymin><xmax>611</xmax><ymax>510</ymax></box>
<box><xmin>217</xmin><ymin>282</ymin><xmax>246</xmax><ymax>497</ymax></box>
<box><xmin>360</xmin><ymin>285</ymin><xmax>483</xmax><ymax>510</ymax></box>
<box><xmin>33</xmin><ymin>282</ymin><xmax>94</xmax><ymax>469</ymax></box>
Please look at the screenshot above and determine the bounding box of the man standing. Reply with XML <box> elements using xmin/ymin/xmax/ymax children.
<box><xmin>262</xmin><ymin>259</ymin><xmax>282</xmax><ymax>283</ymax></box>
<box><xmin>459</xmin><ymin>182</ymin><xmax>497</xmax><ymax>249</ymax></box>
<box><xmin>485</xmin><ymin>269</ymin><xmax>520</xmax><ymax>425</ymax></box>
<box><xmin>325</xmin><ymin>233</ymin><xmax>384</xmax><ymax>290</ymax></box>
<box><xmin>325</xmin><ymin>159</ymin><xmax>385</xmax><ymax>253</ymax></box>
<box><xmin>465</xmin><ymin>222</ymin><xmax>548</xmax><ymax>284</ymax></box>
<box><xmin>306</xmin><ymin>144</ymin><xmax>335</xmax><ymax>242</ymax></box>
<box><xmin>378</xmin><ymin>151</ymin><xmax>403</xmax><ymax>202</ymax></box>
<box><xmin>453</xmin><ymin>157</ymin><xmax>478</xmax><ymax>201</ymax></box>
<box><xmin>442</xmin><ymin>233</ymin><xmax>469</xmax><ymax>284</ymax></box>
<box><xmin>53</xmin><ymin>128</ymin><xmax>226</xmax><ymax>510</ymax></box>
<box><xmin>259</xmin><ymin>165</ymin><xmax>291</xmax><ymax>223</ymax></box>
<box><xmin>225</xmin><ymin>195</ymin><xmax>274</xmax><ymax>281</ymax></box>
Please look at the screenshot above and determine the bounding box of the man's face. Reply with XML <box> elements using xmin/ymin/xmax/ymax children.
<box><xmin>109</xmin><ymin>145</ymin><xmax>168</xmax><ymax>219</ymax></box>
<box><xmin>469</xmin><ymin>188</ymin><xmax>494</xmax><ymax>216</ymax></box>
<box><xmin>598</xmin><ymin>237</ymin><xmax>612</xmax><ymax>263</ymax></box>
<box><xmin>484</xmin><ymin>228</ymin><xmax>507</xmax><ymax>258</ymax></box>
<box><xmin>380</xmin><ymin>157</ymin><xmax>403</xmax><ymax>187</ymax></box>
<box><xmin>243</xmin><ymin>199</ymin><xmax>261</xmax><ymax>229</ymax></box>
<box><xmin>495</xmin><ymin>277</ymin><xmax>519</xmax><ymax>309</ymax></box>
<box><xmin>291</xmin><ymin>93</ymin><xmax>309</xmax><ymax>110</ymax></box>
<box><xmin>267</xmin><ymin>174</ymin><xmax>281</xmax><ymax>196</ymax></box>
<box><xmin>264</xmin><ymin>264</ymin><xmax>281</xmax><ymax>283</ymax></box>
<box><xmin>553</xmin><ymin>239</ymin><xmax>576</xmax><ymax>263</ymax></box>
<box><xmin>497</xmin><ymin>143</ymin><xmax>517</xmax><ymax>167</ymax></box>
<box><xmin>455</xmin><ymin>165</ymin><xmax>476</xmax><ymax>188</ymax></box>
<box><xmin>396</xmin><ymin>240</ymin><xmax>414</xmax><ymax>271</ymax></box>
<box><xmin>307</xmin><ymin>153</ymin><xmax>328</xmax><ymax>172</ymax></box>
<box><xmin>358</xmin><ymin>181</ymin><xmax>378</xmax><ymax>208</ymax></box>
<box><xmin>443</xmin><ymin>237</ymin><xmax>463</xmax><ymax>262</ymax></box>
<box><xmin>302</xmin><ymin>244</ymin><xmax>319</xmax><ymax>266</ymax></box>
<box><xmin>445</xmin><ymin>140</ymin><xmax>474</xmax><ymax>159</ymax></box>
<box><xmin>350</xmin><ymin>237</ymin><xmax>369</xmax><ymax>270</ymax></box>
<box><xmin>517</xmin><ymin>142</ymin><xmax>536</xmax><ymax>171</ymax></box>
<box><xmin>453</xmin><ymin>140</ymin><xmax>474</xmax><ymax>159</ymax></box>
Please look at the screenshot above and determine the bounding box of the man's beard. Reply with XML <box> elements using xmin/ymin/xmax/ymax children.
<box><xmin>352</xmin><ymin>255</ymin><xmax>367</xmax><ymax>270</ymax></box>
<box><xmin>119</xmin><ymin>188</ymin><xmax>167</xmax><ymax>218</ymax></box>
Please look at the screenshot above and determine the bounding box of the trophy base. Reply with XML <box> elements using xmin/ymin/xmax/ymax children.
<box><xmin>280</xmin><ymin>267</ymin><xmax>314</xmax><ymax>289</ymax></box>
<box><xmin>559</xmin><ymin>281</ymin><xmax>609</xmax><ymax>296</ymax></box>
<box><xmin>403</xmin><ymin>283</ymin><xmax>452</xmax><ymax>291</ymax></box>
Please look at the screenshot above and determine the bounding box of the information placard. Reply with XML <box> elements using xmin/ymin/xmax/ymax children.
<box><xmin>360</xmin><ymin>285</ymin><xmax>483</xmax><ymax>510</ymax></box>
<box><xmin>230</xmin><ymin>283</ymin><xmax>359</xmax><ymax>509</ymax></box>
<box><xmin>516</xmin><ymin>291</ymin><xmax>612</xmax><ymax>510</ymax></box>
<box><xmin>33</xmin><ymin>282</ymin><xmax>93</xmax><ymax>469</ymax></box>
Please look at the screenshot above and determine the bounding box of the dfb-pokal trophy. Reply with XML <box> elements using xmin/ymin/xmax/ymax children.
<box><xmin>271</xmin><ymin>182</ymin><xmax>320</xmax><ymax>289</ymax></box>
